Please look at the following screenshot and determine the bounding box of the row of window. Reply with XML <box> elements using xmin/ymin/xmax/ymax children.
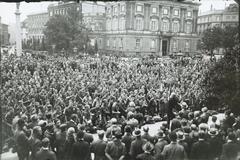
<box><xmin>49</xmin><ymin>7</ymin><xmax>78</xmax><ymax>16</ymax></box>
<box><xmin>107</xmin><ymin>18</ymin><xmax>192</xmax><ymax>33</ymax></box>
<box><xmin>106</xmin><ymin>38</ymin><xmax>191</xmax><ymax>51</ymax></box>
<box><xmin>108</xmin><ymin>4</ymin><xmax>192</xmax><ymax>18</ymax></box>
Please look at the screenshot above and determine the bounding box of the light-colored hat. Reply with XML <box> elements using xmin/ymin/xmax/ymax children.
<box><xmin>133</xmin><ymin>129</ymin><xmax>141</xmax><ymax>137</ymax></box>
<box><xmin>208</xmin><ymin>128</ymin><xmax>219</xmax><ymax>136</ymax></box>
<box><xmin>129</xmin><ymin>101</ymin><xmax>135</xmax><ymax>107</ymax></box>
<box><xmin>201</xmin><ymin>107</ymin><xmax>208</xmax><ymax>113</ymax></box>
<box><xmin>142</xmin><ymin>142</ymin><xmax>154</xmax><ymax>152</ymax></box>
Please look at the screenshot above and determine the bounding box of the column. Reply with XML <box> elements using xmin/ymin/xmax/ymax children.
<box><xmin>159</xmin><ymin>5</ymin><xmax>162</xmax><ymax>32</ymax></box>
<box><xmin>15</xmin><ymin>2</ymin><xmax>22</xmax><ymax>56</ymax></box>
<box><xmin>180</xmin><ymin>8</ymin><xmax>185</xmax><ymax>33</ymax></box>
<box><xmin>159</xmin><ymin>38</ymin><xmax>162</xmax><ymax>56</ymax></box>
<box><xmin>169</xmin><ymin>7</ymin><xmax>173</xmax><ymax>32</ymax></box>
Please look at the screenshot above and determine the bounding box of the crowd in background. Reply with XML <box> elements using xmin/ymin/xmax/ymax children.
<box><xmin>1</xmin><ymin>54</ymin><xmax>240</xmax><ymax>160</ymax></box>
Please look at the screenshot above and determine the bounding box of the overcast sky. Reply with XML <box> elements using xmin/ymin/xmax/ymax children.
<box><xmin>0</xmin><ymin>0</ymin><xmax>237</xmax><ymax>25</ymax></box>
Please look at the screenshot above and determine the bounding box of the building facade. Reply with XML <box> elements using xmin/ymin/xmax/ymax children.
<box><xmin>101</xmin><ymin>0</ymin><xmax>200</xmax><ymax>56</ymax></box>
<box><xmin>197</xmin><ymin>3</ymin><xmax>239</xmax><ymax>34</ymax></box>
<box><xmin>0</xmin><ymin>17</ymin><xmax>10</xmax><ymax>46</ymax></box>
<box><xmin>26</xmin><ymin>12</ymin><xmax>49</xmax><ymax>40</ymax></box>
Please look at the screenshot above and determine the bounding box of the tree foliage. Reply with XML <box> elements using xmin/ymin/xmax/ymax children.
<box><xmin>44</xmin><ymin>6</ymin><xmax>90</xmax><ymax>54</ymax></box>
<box><xmin>199</xmin><ymin>43</ymin><xmax>240</xmax><ymax>114</ymax></box>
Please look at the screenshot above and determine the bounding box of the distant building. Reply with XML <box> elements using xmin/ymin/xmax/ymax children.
<box><xmin>21</xmin><ymin>20</ymin><xmax>28</xmax><ymax>41</ymax></box>
<box><xmin>48</xmin><ymin>1</ymin><xmax>82</xmax><ymax>21</ymax></box>
<box><xmin>197</xmin><ymin>3</ymin><xmax>239</xmax><ymax>34</ymax></box>
<box><xmin>25</xmin><ymin>12</ymin><xmax>49</xmax><ymax>40</ymax></box>
<box><xmin>0</xmin><ymin>16</ymin><xmax>10</xmax><ymax>46</ymax></box>
<box><xmin>102</xmin><ymin>0</ymin><xmax>200</xmax><ymax>56</ymax></box>
<box><xmin>83</xmin><ymin>12</ymin><xmax>106</xmax><ymax>49</ymax></box>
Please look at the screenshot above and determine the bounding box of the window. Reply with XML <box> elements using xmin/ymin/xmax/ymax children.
<box><xmin>107</xmin><ymin>8</ymin><xmax>111</xmax><ymax>14</ymax></box>
<box><xmin>152</xmin><ymin>7</ymin><xmax>157</xmax><ymax>14</ymax></box>
<box><xmin>136</xmin><ymin>5</ymin><xmax>143</xmax><ymax>12</ymax></box>
<box><xmin>107</xmin><ymin>39</ymin><xmax>110</xmax><ymax>47</ymax></box>
<box><xmin>216</xmin><ymin>16</ymin><xmax>220</xmax><ymax>21</ymax></box>
<box><xmin>77</xmin><ymin>7</ymin><xmax>80</xmax><ymax>11</ymax></box>
<box><xmin>173</xmin><ymin>21</ymin><xmax>179</xmax><ymax>33</ymax></box>
<box><xmin>187</xmin><ymin>11</ymin><xmax>192</xmax><ymax>17</ymax></box>
<box><xmin>113</xmin><ymin>18</ymin><xmax>118</xmax><ymax>30</ymax></box>
<box><xmin>162</xmin><ymin>19</ymin><xmax>169</xmax><ymax>32</ymax></box>
<box><xmin>163</xmin><ymin>8</ymin><xmax>168</xmax><ymax>15</ymax></box>
<box><xmin>185</xmin><ymin>40</ymin><xmax>190</xmax><ymax>52</ymax></box>
<box><xmin>151</xmin><ymin>39</ymin><xmax>155</xmax><ymax>49</ymax></box>
<box><xmin>232</xmin><ymin>15</ymin><xmax>236</xmax><ymax>19</ymax></box>
<box><xmin>150</xmin><ymin>19</ymin><xmax>158</xmax><ymax>31</ymax></box>
<box><xmin>113</xmin><ymin>39</ymin><xmax>116</xmax><ymax>48</ymax></box>
<box><xmin>121</xmin><ymin>5</ymin><xmax>125</xmax><ymax>12</ymax></box>
<box><xmin>173</xmin><ymin>40</ymin><xmax>177</xmax><ymax>52</ymax></box>
<box><xmin>136</xmin><ymin>17</ymin><xmax>143</xmax><ymax>30</ymax></box>
<box><xmin>119</xmin><ymin>17</ymin><xmax>125</xmax><ymax>30</ymax></box>
<box><xmin>136</xmin><ymin>39</ymin><xmax>141</xmax><ymax>48</ymax></box>
<box><xmin>114</xmin><ymin>6</ymin><xmax>118</xmax><ymax>14</ymax></box>
<box><xmin>119</xmin><ymin>38</ymin><xmax>123</xmax><ymax>49</ymax></box>
<box><xmin>186</xmin><ymin>22</ymin><xmax>192</xmax><ymax>33</ymax></box>
<box><xmin>50</xmin><ymin>11</ymin><xmax>53</xmax><ymax>16</ymax></box>
<box><xmin>174</xmin><ymin>10</ymin><xmax>179</xmax><ymax>16</ymax></box>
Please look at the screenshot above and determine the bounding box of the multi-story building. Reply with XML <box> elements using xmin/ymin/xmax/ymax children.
<box><xmin>101</xmin><ymin>0</ymin><xmax>200</xmax><ymax>56</ymax></box>
<box><xmin>21</xmin><ymin>20</ymin><xmax>28</xmax><ymax>41</ymax></box>
<box><xmin>48</xmin><ymin>1</ymin><xmax>82</xmax><ymax>18</ymax></box>
<box><xmin>0</xmin><ymin>17</ymin><xmax>10</xmax><ymax>46</ymax></box>
<box><xmin>25</xmin><ymin>12</ymin><xmax>49</xmax><ymax>40</ymax></box>
<box><xmin>83</xmin><ymin>12</ymin><xmax>106</xmax><ymax>49</ymax></box>
<box><xmin>197</xmin><ymin>3</ymin><xmax>239</xmax><ymax>34</ymax></box>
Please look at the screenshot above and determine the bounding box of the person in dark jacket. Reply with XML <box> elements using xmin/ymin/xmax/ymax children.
<box><xmin>167</xmin><ymin>93</ymin><xmax>181</xmax><ymax>128</ymax></box>
<box><xmin>90</xmin><ymin>130</ymin><xmax>107</xmax><ymax>160</ymax></box>
<box><xmin>190</xmin><ymin>131</ymin><xmax>210</xmax><ymax>160</ymax></box>
<box><xmin>35</xmin><ymin>138</ymin><xmax>57</xmax><ymax>160</ymax></box>
<box><xmin>55</xmin><ymin>124</ymin><xmax>67</xmax><ymax>160</ymax></box>
<box><xmin>122</xmin><ymin>125</ymin><xmax>134</xmax><ymax>160</ymax></box>
<box><xmin>136</xmin><ymin>142</ymin><xmax>156</xmax><ymax>160</ymax></box>
<box><xmin>72</xmin><ymin>130</ymin><xmax>90</xmax><ymax>160</ymax></box>
<box><xmin>208</xmin><ymin>128</ymin><xmax>223</xmax><ymax>160</ymax></box>
<box><xmin>130</xmin><ymin>129</ymin><xmax>147</xmax><ymax>160</ymax></box>
<box><xmin>221</xmin><ymin>132</ymin><xmax>239</xmax><ymax>160</ymax></box>
<box><xmin>28</xmin><ymin>126</ymin><xmax>42</xmax><ymax>160</ymax></box>
<box><xmin>64</xmin><ymin>127</ymin><xmax>76</xmax><ymax>160</ymax></box>
<box><xmin>14</xmin><ymin>118</ymin><xmax>29</xmax><ymax>160</ymax></box>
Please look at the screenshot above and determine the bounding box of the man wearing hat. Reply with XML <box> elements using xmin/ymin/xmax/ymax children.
<box><xmin>122</xmin><ymin>125</ymin><xmax>134</xmax><ymax>160</ymax></box>
<box><xmin>136</xmin><ymin>142</ymin><xmax>155</xmax><ymax>160</ymax></box>
<box><xmin>90</xmin><ymin>130</ymin><xmax>107</xmax><ymax>160</ymax></box>
<box><xmin>130</xmin><ymin>129</ymin><xmax>147</xmax><ymax>160</ymax></box>
<box><xmin>208</xmin><ymin>128</ymin><xmax>223</xmax><ymax>160</ymax></box>
<box><xmin>190</xmin><ymin>131</ymin><xmax>210</xmax><ymax>160</ymax></box>
<box><xmin>35</xmin><ymin>138</ymin><xmax>57</xmax><ymax>160</ymax></box>
<box><xmin>55</xmin><ymin>124</ymin><xmax>67</xmax><ymax>160</ymax></box>
<box><xmin>154</xmin><ymin>130</ymin><xmax>168</xmax><ymax>160</ymax></box>
<box><xmin>14</xmin><ymin>118</ymin><xmax>29</xmax><ymax>160</ymax></box>
<box><xmin>105</xmin><ymin>128</ymin><xmax>126</xmax><ymax>160</ymax></box>
<box><xmin>221</xmin><ymin>132</ymin><xmax>239</xmax><ymax>160</ymax></box>
<box><xmin>162</xmin><ymin>132</ymin><xmax>186</xmax><ymax>160</ymax></box>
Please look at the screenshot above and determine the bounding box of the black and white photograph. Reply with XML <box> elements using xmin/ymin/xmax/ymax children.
<box><xmin>0</xmin><ymin>0</ymin><xmax>239</xmax><ymax>160</ymax></box>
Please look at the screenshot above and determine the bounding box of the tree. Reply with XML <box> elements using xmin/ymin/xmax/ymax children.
<box><xmin>199</xmin><ymin>43</ymin><xmax>240</xmax><ymax>114</ymax></box>
<box><xmin>201</xmin><ymin>26</ymin><xmax>223</xmax><ymax>57</ymax></box>
<box><xmin>222</xmin><ymin>25</ymin><xmax>239</xmax><ymax>51</ymax></box>
<box><xmin>44</xmin><ymin>6</ymin><xmax>89</xmax><ymax>54</ymax></box>
<box><xmin>44</xmin><ymin>15</ymin><xmax>71</xmax><ymax>52</ymax></box>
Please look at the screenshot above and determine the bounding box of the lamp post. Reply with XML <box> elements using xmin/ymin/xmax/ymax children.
<box><xmin>15</xmin><ymin>2</ymin><xmax>22</xmax><ymax>56</ymax></box>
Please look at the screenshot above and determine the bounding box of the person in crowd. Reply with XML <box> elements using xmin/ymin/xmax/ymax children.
<box><xmin>136</xmin><ymin>142</ymin><xmax>155</xmax><ymax>160</ymax></box>
<box><xmin>154</xmin><ymin>130</ymin><xmax>168</xmax><ymax>160</ymax></box>
<box><xmin>72</xmin><ymin>130</ymin><xmax>90</xmax><ymax>160</ymax></box>
<box><xmin>130</xmin><ymin>129</ymin><xmax>147</xmax><ymax>160</ymax></box>
<box><xmin>64</xmin><ymin>127</ymin><xmax>76</xmax><ymax>160</ymax></box>
<box><xmin>105</xmin><ymin>128</ymin><xmax>126</xmax><ymax>160</ymax></box>
<box><xmin>55</xmin><ymin>124</ymin><xmax>67</xmax><ymax>160</ymax></box>
<box><xmin>14</xmin><ymin>118</ymin><xmax>29</xmax><ymax>160</ymax></box>
<box><xmin>142</xmin><ymin>126</ymin><xmax>155</xmax><ymax>144</ymax></box>
<box><xmin>35</xmin><ymin>138</ymin><xmax>57</xmax><ymax>160</ymax></box>
<box><xmin>161</xmin><ymin>131</ymin><xmax>186</xmax><ymax>160</ymax></box>
<box><xmin>90</xmin><ymin>130</ymin><xmax>107</xmax><ymax>160</ymax></box>
<box><xmin>190</xmin><ymin>131</ymin><xmax>210</xmax><ymax>160</ymax></box>
<box><xmin>221</xmin><ymin>132</ymin><xmax>239</xmax><ymax>160</ymax></box>
<box><xmin>121</xmin><ymin>125</ymin><xmax>134</xmax><ymax>160</ymax></box>
<box><xmin>28</xmin><ymin>126</ymin><xmax>42</xmax><ymax>160</ymax></box>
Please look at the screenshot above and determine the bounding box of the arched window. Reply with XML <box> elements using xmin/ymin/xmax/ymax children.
<box><xmin>186</xmin><ymin>22</ymin><xmax>192</xmax><ymax>34</ymax></box>
<box><xmin>119</xmin><ymin>17</ymin><xmax>125</xmax><ymax>30</ymax></box>
<box><xmin>162</xmin><ymin>19</ymin><xmax>169</xmax><ymax>32</ymax></box>
<box><xmin>173</xmin><ymin>21</ymin><xmax>179</xmax><ymax>33</ymax></box>
<box><xmin>150</xmin><ymin>19</ymin><xmax>158</xmax><ymax>31</ymax></box>
<box><xmin>136</xmin><ymin>17</ymin><xmax>143</xmax><ymax>30</ymax></box>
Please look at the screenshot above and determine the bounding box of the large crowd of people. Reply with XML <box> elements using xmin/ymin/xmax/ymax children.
<box><xmin>1</xmin><ymin>53</ymin><xmax>240</xmax><ymax>160</ymax></box>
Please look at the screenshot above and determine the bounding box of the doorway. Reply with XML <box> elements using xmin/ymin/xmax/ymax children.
<box><xmin>162</xmin><ymin>40</ymin><xmax>168</xmax><ymax>56</ymax></box>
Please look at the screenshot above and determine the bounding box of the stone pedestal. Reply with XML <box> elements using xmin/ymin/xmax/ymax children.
<box><xmin>15</xmin><ymin>3</ymin><xmax>22</xmax><ymax>56</ymax></box>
